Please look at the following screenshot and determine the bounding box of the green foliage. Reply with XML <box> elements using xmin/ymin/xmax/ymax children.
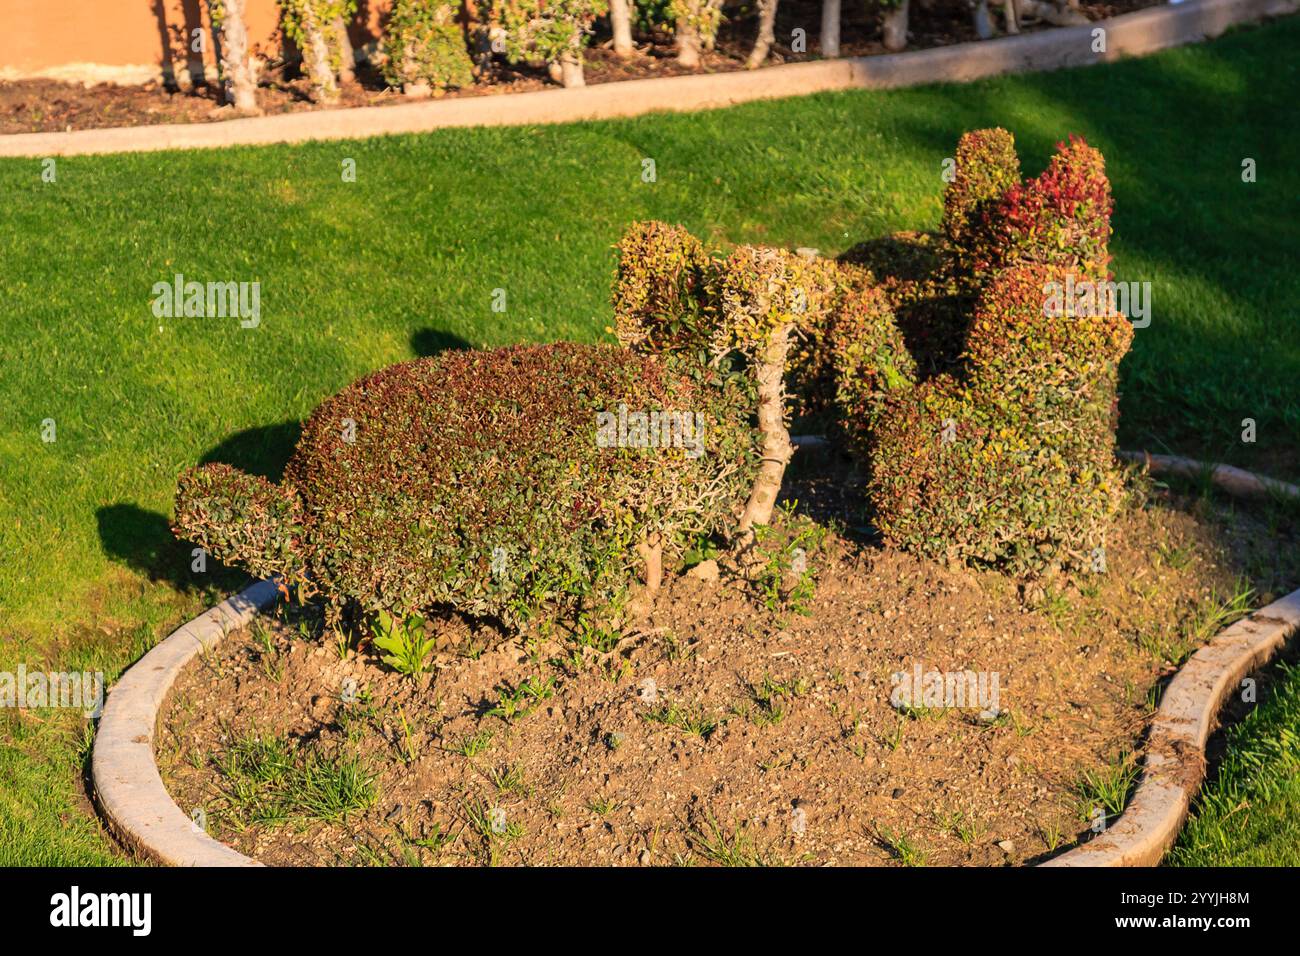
<box><xmin>216</xmin><ymin>732</ymin><xmax>376</xmax><ymax>828</ymax></box>
<box><xmin>281</xmin><ymin>0</ymin><xmax>358</xmax><ymax>75</ymax></box>
<box><xmin>752</xmin><ymin>501</ymin><xmax>828</xmax><ymax>614</ymax></box>
<box><xmin>175</xmin><ymin>344</ymin><xmax>757</xmax><ymax>629</ymax></box>
<box><xmin>841</xmin><ymin>132</ymin><xmax>1133</xmax><ymax>575</ymax></box>
<box><xmin>493</xmin><ymin>0</ymin><xmax>609</xmax><ymax>68</ymax></box>
<box><xmin>370</xmin><ymin>609</ymin><xmax>435</xmax><ymax>678</ymax></box>
<box><xmin>384</xmin><ymin>0</ymin><xmax>474</xmax><ymax>90</ymax></box>
<box><xmin>668</xmin><ymin>0</ymin><xmax>723</xmax><ymax>46</ymax></box>
<box><xmin>942</xmin><ymin>127</ymin><xmax>1021</xmax><ymax>281</ymax></box>
<box><xmin>173</xmin><ymin>463</ymin><xmax>310</xmax><ymax>589</ymax></box>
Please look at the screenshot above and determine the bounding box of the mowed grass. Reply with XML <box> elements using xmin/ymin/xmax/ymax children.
<box><xmin>1169</xmin><ymin>661</ymin><xmax>1300</xmax><ymax>866</ymax></box>
<box><xmin>1</xmin><ymin>17</ymin><xmax>1298</xmax><ymax>864</ymax></box>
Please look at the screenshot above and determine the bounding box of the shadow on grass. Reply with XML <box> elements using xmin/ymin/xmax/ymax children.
<box><xmin>411</xmin><ymin>327</ymin><xmax>473</xmax><ymax>358</ymax></box>
<box><xmin>96</xmin><ymin>503</ymin><xmax>245</xmax><ymax>595</ymax></box>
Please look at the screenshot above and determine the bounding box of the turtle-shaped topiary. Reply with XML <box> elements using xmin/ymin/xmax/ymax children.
<box><xmin>173</xmin><ymin>342</ymin><xmax>758</xmax><ymax>628</ymax></box>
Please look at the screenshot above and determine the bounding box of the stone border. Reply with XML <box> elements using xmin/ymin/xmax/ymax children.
<box><xmin>91</xmin><ymin>578</ymin><xmax>279</xmax><ymax>866</ymax></box>
<box><xmin>1041</xmin><ymin>454</ymin><xmax>1300</xmax><ymax>866</ymax></box>
<box><xmin>3</xmin><ymin>0</ymin><xmax>1295</xmax><ymax>159</ymax></box>
<box><xmin>94</xmin><ymin>453</ymin><xmax>1300</xmax><ymax>867</ymax></box>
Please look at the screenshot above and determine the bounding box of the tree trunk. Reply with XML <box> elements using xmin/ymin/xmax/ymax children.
<box><xmin>973</xmin><ymin>0</ymin><xmax>994</xmax><ymax>38</ymax></box>
<box><xmin>676</xmin><ymin>20</ymin><xmax>702</xmax><ymax>67</ymax></box>
<box><xmin>735</xmin><ymin>323</ymin><xmax>795</xmax><ymax>556</ymax></box>
<box><xmin>560</xmin><ymin>52</ymin><xmax>586</xmax><ymax>88</ymax></box>
<box><xmin>1003</xmin><ymin>0</ymin><xmax>1019</xmax><ymax>33</ymax></box>
<box><xmin>821</xmin><ymin>0</ymin><xmax>841</xmax><ymax>58</ymax></box>
<box><xmin>610</xmin><ymin>0</ymin><xmax>635</xmax><ymax>57</ymax></box>
<box><xmin>302</xmin><ymin>12</ymin><xmax>340</xmax><ymax>103</ymax></box>
<box><xmin>1015</xmin><ymin>0</ymin><xmax>1088</xmax><ymax>24</ymax></box>
<box><xmin>881</xmin><ymin>0</ymin><xmax>909</xmax><ymax>52</ymax></box>
<box><xmin>747</xmin><ymin>0</ymin><xmax>779</xmax><ymax>69</ymax></box>
<box><xmin>333</xmin><ymin>15</ymin><xmax>356</xmax><ymax>85</ymax></box>
<box><xmin>639</xmin><ymin>534</ymin><xmax>663</xmax><ymax>593</ymax></box>
<box><xmin>217</xmin><ymin>0</ymin><xmax>260</xmax><ymax>113</ymax></box>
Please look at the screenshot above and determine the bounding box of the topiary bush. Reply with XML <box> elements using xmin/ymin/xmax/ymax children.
<box><xmin>612</xmin><ymin>222</ymin><xmax>861</xmax><ymax>552</ymax></box>
<box><xmin>174</xmin><ymin>344</ymin><xmax>756</xmax><ymax>628</ymax></box>
<box><xmin>830</xmin><ymin>280</ymin><xmax>916</xmax><ymax>459</ymax></box>
<box><xmin>976</xmin><ymin>134</ymin><xmax>1113</xmax><ymax>283</ymax></box>
<box><xmin>866</xmin><ymin>262</ymin><xmax>1133</xmax><ymax>573</ymax></box>
<box><xmin>611</xmin><ymin>220</ymin><xmax>717</xmax><ymax>356</ymax></box>
<box><xmin>383</xmin><ymin>0</ymin><xmax>475</xmax><ymax>93</ymax></box>
<box><xmin>835</xmin><ymin>131</ymin><xmax>1133</xmax><ymax>574</ymax></box>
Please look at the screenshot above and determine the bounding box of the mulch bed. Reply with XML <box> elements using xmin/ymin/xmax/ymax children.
<box><xmin>156</xmin><ymin>460</ymin><xmax>1293</xmax><ymax>866</ymax></box>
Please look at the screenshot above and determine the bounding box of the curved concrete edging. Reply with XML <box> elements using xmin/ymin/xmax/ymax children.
<box><xmin>91</xmin><ymin>578</ymin><xmax>280</xmax><ymax>866</ymax></box>
<box><xmin>3</xmin><ymin>0</ymin><xmax>1295</xmax><ymax>159</ymax></box>
<box><xmin>94</xmin><ymin>453</ymin><xmax>1299</xmax><ymax>867</ymax></box>
<box><xmin>1041</xmin><ymin>453</ymin><xmax>1300</xmax><ymax>866</ymax></box>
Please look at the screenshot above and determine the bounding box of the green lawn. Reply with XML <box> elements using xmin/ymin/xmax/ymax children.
<box><xmin>1</xmin><ymin>16</ymin><xmax>1298</xmax><ymax>865</ymax></box>
<box><xmin>1169</xmin><ymin>661</ymin><xmax>1300</xmax><ymax>866</ymax></box>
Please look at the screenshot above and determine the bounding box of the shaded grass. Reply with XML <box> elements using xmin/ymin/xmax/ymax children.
<box><xmin>1169</xmin><ymin>661</ymin><xmax>1300</xmax><ymax>866</ymax></box>
<box><xmin>0</xmin><ymin>16</ymin><xmax>1297</xmax><ymax>864</ymax></box>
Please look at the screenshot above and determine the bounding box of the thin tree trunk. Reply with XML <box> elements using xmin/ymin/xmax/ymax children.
<box><xmin>217</xmin><ymin>0</ymin><xmax>259</xmax><ymax>113</ymax></box>
<box><xmin>973</xmin><ymin>0</ymin><xmax>994</xmax><ymax>38</ymax></box>
<box><xmin>676</xmin><ymin>19</ymin><xmax>702</xmax><ymax>67</ymax></box>
<box><xmin>881</xmin><ymin>0</ymin><xmax>909</xmax><ymax>52</ymax></box>
<box><xmin>639</xmin><ymin>534</ymin><xmax>663</xmax><ymax>592</ymax></box>
<box><xmin>821</xmin><ymin>0</ymin><xmax>841</xmax><ymax>58</ymax></box>
<box><xmin>610</xmin><ymin>0</ymin><xmax>635</xmax><ymax>57</ymax></box>
<box><xmin>333</xmin><ymin>15</ymin><xmax>356</xmax><ymax>84</ymax></box>
<box><xmin>560</xmin><ymin>52</ymin><xmax>586</xmax><ymax>88</ymax></box>
<box><xmin>303</xmin><ymin>12</ymin><xmax>340</xmax><ymax>103</ymax></box>
<box><xmin>736</xmin><ymin>323</ymin><xmax>795</xmax><ymax>556</ymax></box>
<box><xmin>1003</xmin><ymin>0</ymin><xmax>1019</xmax><ymax>33</ymax></box>
<box><xmin>747</xmin><ymin>0</ymin><xmax>779</xmax><ymax>68</ymax></box>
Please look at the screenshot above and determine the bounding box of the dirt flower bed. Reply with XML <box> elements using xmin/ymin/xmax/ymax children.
<box><xmin>155</xmin><ymin>469</ymin><xmax>1290</xmax><ymax>867</ymax></box>
<box><xmin>0</xmin><ymin>0</ymin><xmax>1157</xmax><ymax>136</ymax></box>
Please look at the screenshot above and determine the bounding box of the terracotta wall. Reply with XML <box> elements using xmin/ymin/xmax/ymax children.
<box><xmin>0</xmin><ymin>0</ymin><xmax>391</xmax><ymax>83</ymax></box>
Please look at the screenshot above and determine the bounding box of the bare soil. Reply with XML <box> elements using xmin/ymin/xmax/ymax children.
<box><xmin>156</xmin><ymin>462</ymin><xmax>1297</xmax><ymax>867</ymax></box>
<box><xmin>0</xmin><ymin>0</ymin><xmax>1157</xmax><ymax>135</ymax></box>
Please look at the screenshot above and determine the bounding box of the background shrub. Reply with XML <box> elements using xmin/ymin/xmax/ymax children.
<box><xmin>383</xmin><ymin>0</ymin><xmax>475</xmax><ymax>91</ymax></box>
<box><xmin>493</xmin><ymin>0</ymin><xmax>609</xmax><ymax>76</ymax></box>
<box><xmin>175</xmin><ymin>344</ymin><xmax>756</xmax><ymax>627</ymax></box>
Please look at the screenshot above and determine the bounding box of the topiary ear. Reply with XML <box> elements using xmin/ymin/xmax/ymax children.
<box><xmin>942</xmin><ymin>127</ymin><xmax>1021</xmax><ymax>277</ymax></box>
<box><xmin>991</xmin><ymin>134</ymin><xmax>1113</xmax><ymax>282</ymax></box>
<box><xmin>173</xmin><ymin>463</ymin><xmax>309</xmax><ymax>590</ymax></box>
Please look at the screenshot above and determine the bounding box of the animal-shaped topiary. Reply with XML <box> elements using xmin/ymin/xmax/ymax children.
<box><xmin>839</xmin><ymin>132</ymin><xmax>1133</xmax><ymax>574</ymax></box>
<box><xmin>173</xmin><ymin>343</ymin><xmax>757</xmax><ymax>628</ymax></box>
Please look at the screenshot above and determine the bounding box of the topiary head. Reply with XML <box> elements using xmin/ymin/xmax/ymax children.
<box><xmin>173</xmin><ymin>463</ymin><xmax>310</xmax><ymax>591</ymax></box>
<box><xmin>612</xmin><ymin>220</ymin><xmax>717</xmax><ymax>355</ymax></box>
